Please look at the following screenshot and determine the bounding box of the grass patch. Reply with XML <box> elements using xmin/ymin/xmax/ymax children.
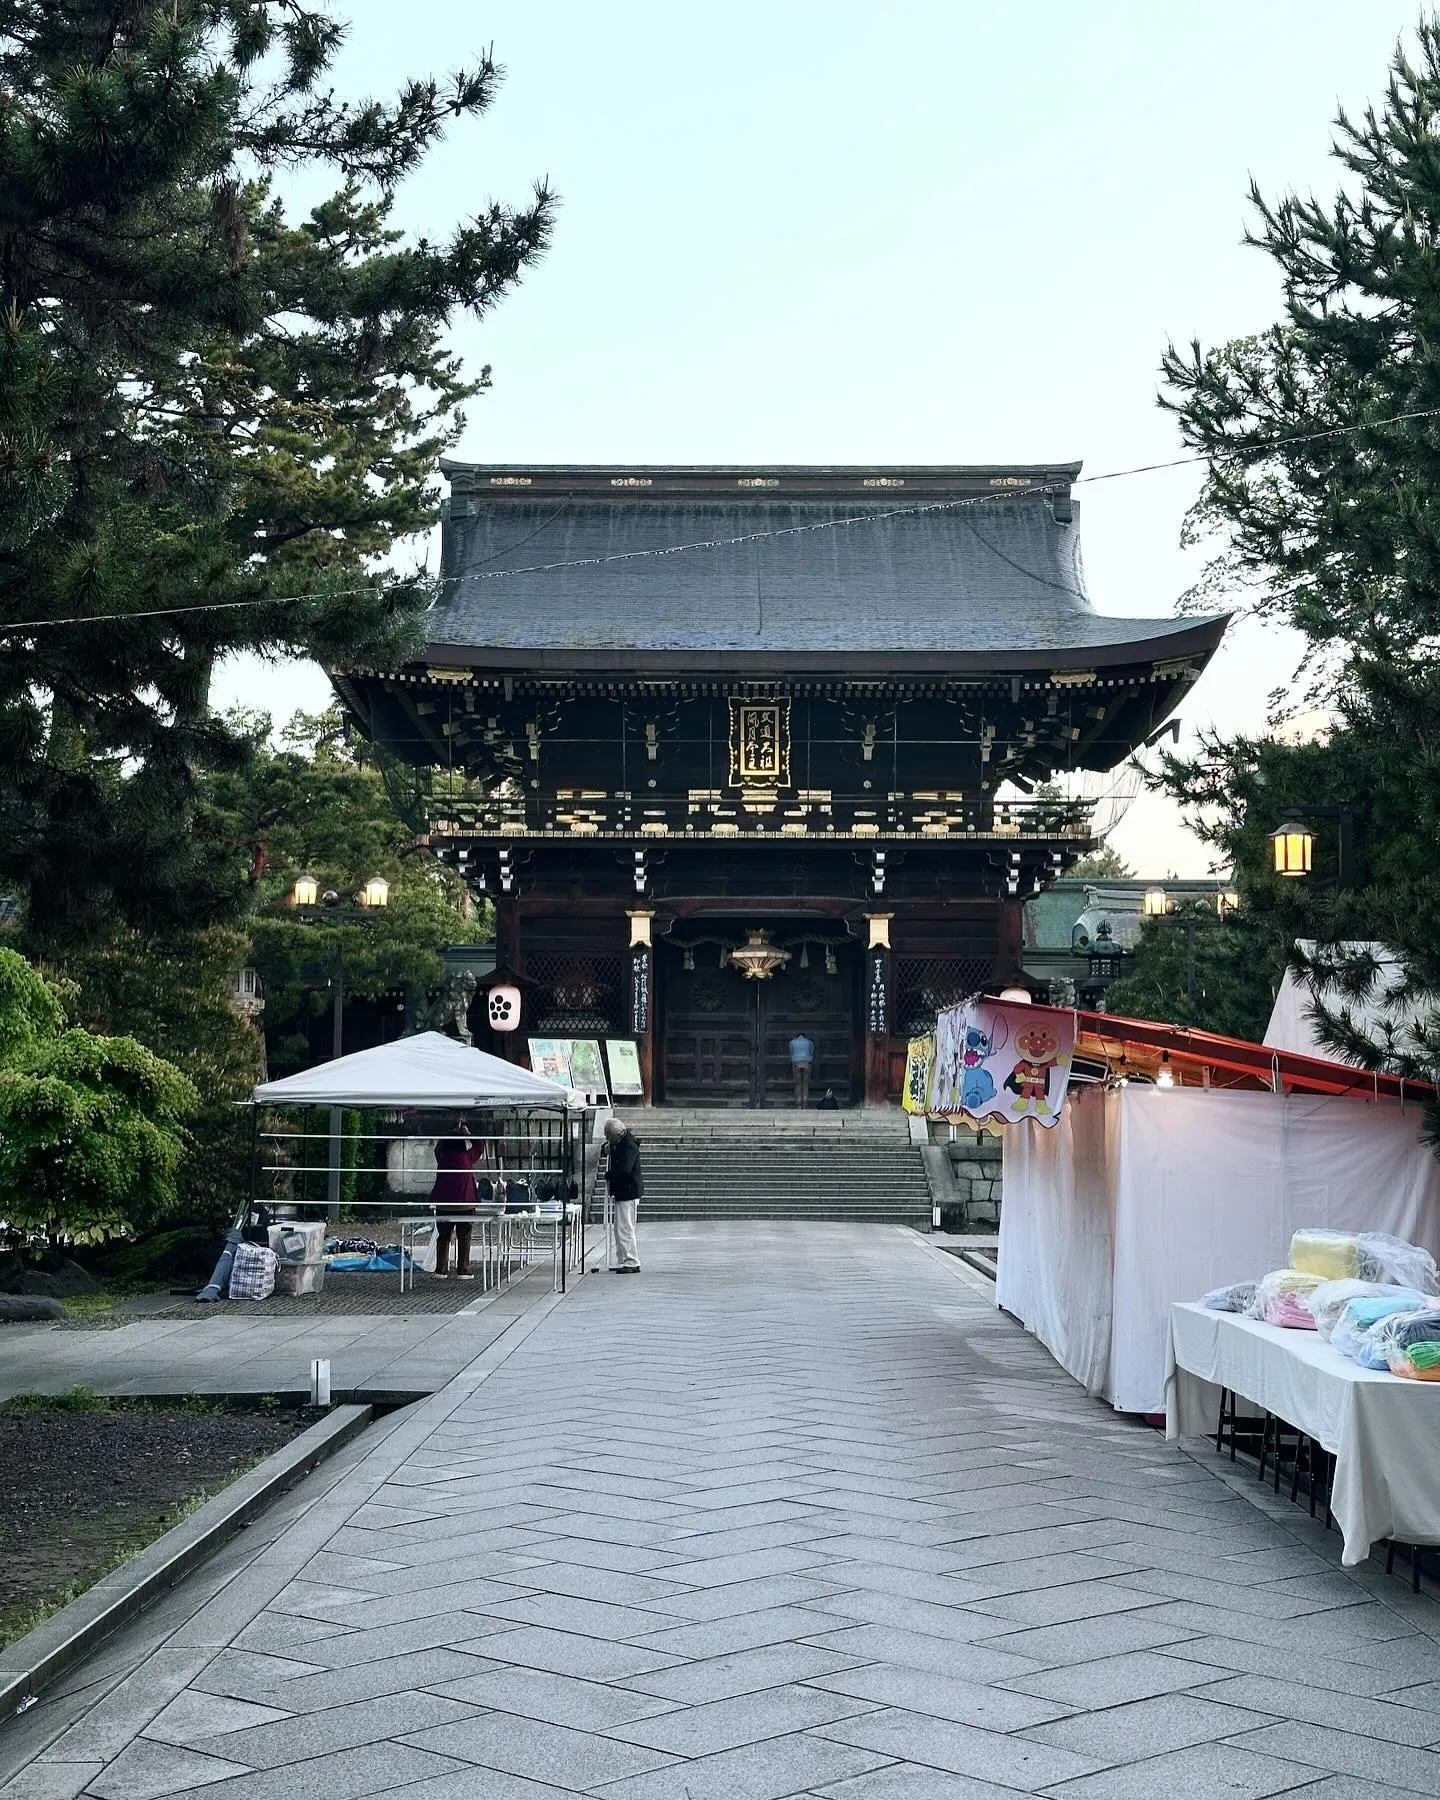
<box><xmin>2</xmin><ymin>1386</ymin><xmax>231</xmax><ymax>1418</ymax></box>
<box><xmin>0</xmin><ymin>1489</ymin><xmax>213</xmax><ymax>1651</ymax></box>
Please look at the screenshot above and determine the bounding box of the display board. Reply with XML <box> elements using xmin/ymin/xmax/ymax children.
<box><xmin>567</xmin><ymin>1039</ymin><xmax>607</xmax><ymax>1095</ymax></box>
<box><xmin>528</xmin><ymin>1039</ymin><xmax>573</xmax><ymax>1086</ymax></box>
<box><xmin>605</xmin><ymin>1038</ymin><xmax>645</xmax><ymax>1096</ymax></box>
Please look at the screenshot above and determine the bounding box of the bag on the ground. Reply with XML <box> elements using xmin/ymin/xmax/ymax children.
<box><xmin>229</xmin><ymin>1239</ymin><xmax>279</xmax><ymax>1301</ymax></box>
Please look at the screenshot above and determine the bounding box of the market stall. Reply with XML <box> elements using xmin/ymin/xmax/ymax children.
<box><xmin>242</xmin><ymin>1032</ymin><xmax>590</xmax><ymax>1296</ymax></box>
<box><xmin>998</xmin><ymin>1079</ymin><xmax>1440</xmax><ymax>1414</ymax></box>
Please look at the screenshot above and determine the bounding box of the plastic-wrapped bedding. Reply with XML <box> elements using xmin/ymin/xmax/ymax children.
<box><xmin>1202</xmin><ymin>1282</ymin><xmax>1258</xmax><ymax>1314</ymax></box>
<box><xmin>1380</xmin><ymin>1308</ymin><xmax>1440</xmax><ymax>1379</ymax></box>
<box><xmin>1249</xmin><ymin>1269</ymin><xmax>1324</xmax><ymax>1327</ymax></box>
<box><xmin>1390</xmin><ymin>1341</ymin><xmax>1440</xmax><ymax>1380</ymax></box>
<box><xmin>1331</xmin><ymin>1292</ymin><xmax>1429</xmax><ymax>1367</ymax></box>
<box><xmin>1385</xmin><ymin>1308</ymin><xmax>1440</xmax><ymax>1351</ymax></box>
<box><xmin>1291</xmin><ymin>1230</ymin><xmax>1362</xmax><ymax>1281</ymax></box>
<box><xmin>1307</xmin><ymin>1279</ymin><xmax>1401</xmax><ymax>1340</ymax></box>
<box><xmin>1355</xmin><ymin>1234</ymin><xmax>1440</xmax><ymax>1294</ymax></box>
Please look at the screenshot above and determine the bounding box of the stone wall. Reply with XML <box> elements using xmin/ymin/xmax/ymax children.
<box><xmin>930</xmin><ymin>1122</ymin><xmax>1003</xmax><ymax>1230</ymax></box>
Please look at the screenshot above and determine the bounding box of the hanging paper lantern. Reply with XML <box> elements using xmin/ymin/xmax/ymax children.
<box><xmin>487</xmin><ymin>984</ymin><xmax>521</xmax><ymax>1032</ymax></box>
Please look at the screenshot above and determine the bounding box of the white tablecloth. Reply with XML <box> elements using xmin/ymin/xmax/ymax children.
<box><xmin>1166</xmin><ymin>1301</ymin><xmax>1440</xmax><ymax>1566</ymax></box>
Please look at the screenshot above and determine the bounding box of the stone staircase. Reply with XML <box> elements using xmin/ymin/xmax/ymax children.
<box><xmin>589</xmin><ymin>1109</ymin><xmax>933</xmax><ymax>1229</ymax></box>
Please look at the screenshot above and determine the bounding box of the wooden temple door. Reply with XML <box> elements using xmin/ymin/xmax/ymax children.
<box><xmin>659</xmin><ymin>940</ymin><xmax>857</xmax><ymax>1107</ymax></box>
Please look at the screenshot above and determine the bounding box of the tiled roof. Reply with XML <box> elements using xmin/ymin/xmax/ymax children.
<box><xmin>430</xmin><ymin>468</ymin><xmax>1224</xmax><ymax>671</ymax></box>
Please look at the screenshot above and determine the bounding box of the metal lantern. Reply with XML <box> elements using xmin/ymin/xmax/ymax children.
<box><xmin>290</xmin><ymin>872</ymin><xmax>319</xmax><ymax>908</ymax></box>
<box><xmin>1141</xmin><ymin>886</ymin><xmax>1169</xmax><ymax>918</ymax></box>
<box><xmin>727</xmin><ymin>928</ymin><xmax>791</xmax><ymax>981</ymax></box>
<box><xmin>487</xmin><ymin>983</ymin><xmax>522</xmax><ymax>1032</ymax></box>
<box><xmin>1269</xmin><ymin>818</ymin><xmax>1314</xmax><ymax>877</ymax></box>
<box><xmin>360</xmin><ymin>873</ymin><xmax>390</xmax><ymax>909</ymax></box>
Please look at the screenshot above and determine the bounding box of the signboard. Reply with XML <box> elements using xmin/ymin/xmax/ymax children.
<box><xmin>605</xmin><ymin>1039</ymin><xmax>645</xmax><ymax>1097</ymax></box>
<box><xmin>902</xmin><ymin>1035</ymin><xmax>934</xmax><ymax>1115</ymax></box>
<box><xmin>631</xmin><ymin>947</ymin><xmax>650</xmax><ymax>1034</ymax></box>
<box><xmin>527</xmin><ymin>1039</ymin><xmax>573</xmax><ymax>1086</ymax></box>
<box><xmin>928</xmin><ymin>999</ymin><xmax>1074</xmax><ymax>1127</ymax></box>
<box><xmin>567</xmin><ymin>1039</ymin><xmax>607</xmax><ymax>1094</ymax></box>
<box><xmin>867</xmin><ymin>952</ymin><xmax>889</xmax><ymax>1036</ymax></box>
<box><xmin>728</xmin><ymin>697</ymin><xmax>791</xmax><ymax>786</ymax></box>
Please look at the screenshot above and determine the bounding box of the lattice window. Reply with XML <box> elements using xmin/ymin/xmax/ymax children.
<box><xmin>895</xmin><ymin>956</ymin><xmax>994</xmax><ymax>1035</ymax></box>
<box><xmin>526</xmin><ymin>954</ymin><xmax>628</xmax><ymax>1034</ymax></box>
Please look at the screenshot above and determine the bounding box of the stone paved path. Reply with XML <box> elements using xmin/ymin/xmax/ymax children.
<box><xmin>7</xmin><ymin>1222</ymin><xmax>1440</xmax><ymax>1799</ymax></box>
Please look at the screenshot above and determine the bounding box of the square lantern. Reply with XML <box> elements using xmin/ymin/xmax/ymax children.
<box><xmin>1269</xmin><ymin>819</ymin><xmax>1314</xmax><ymax>878</ymax></box>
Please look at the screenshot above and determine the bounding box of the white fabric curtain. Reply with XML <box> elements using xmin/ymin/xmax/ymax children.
<box><xmin>997</xmin><ymin>1086</ymin><xmax>1118</xmax><ymax>1399</ymax></box>
<box><xmin>999</xmin><ymin>1086</ymin><xmax>1440</xmax><ymax>1415</ymax></box>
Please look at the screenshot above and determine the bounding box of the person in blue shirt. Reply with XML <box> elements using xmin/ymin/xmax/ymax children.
<box><xmin>789</xmin><ymin>1032</ymin><xmax>816</xmax><ymax>1108</ymax></box>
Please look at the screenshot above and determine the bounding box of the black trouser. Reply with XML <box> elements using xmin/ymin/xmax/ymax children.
<box><xmin>436</xmin><ymin>1219</ymin><xmax>473</xmax><ymax>1275</ymax></box>
<box><xmin>793</xmin><ymin>1063</ymin><xmax>811</xmax><ymax>1108</ymax></box>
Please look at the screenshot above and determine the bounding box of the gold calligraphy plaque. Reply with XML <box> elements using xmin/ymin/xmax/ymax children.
<box><xmin>729</xmin><ymin>699</ymin><xmax>791</xmax><ymax>787</ymax></box>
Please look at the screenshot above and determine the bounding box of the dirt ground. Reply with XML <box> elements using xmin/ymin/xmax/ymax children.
<box><xmin>0</xmin><ymin>1404</ymin><xmax>304</xmax><ymax>1645</ymax></box>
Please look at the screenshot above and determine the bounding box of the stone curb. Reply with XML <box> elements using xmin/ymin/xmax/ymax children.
<box><xmin>0</xmin><ymin>1402</ymin><xmax>372</xmax><ymax>1721</ymax></box>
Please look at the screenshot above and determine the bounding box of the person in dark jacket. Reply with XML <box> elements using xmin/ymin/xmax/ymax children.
<box><xmin>603</xmin><ymin>1117</ymin><xmax>643</xmax><ymax>1273</ymax></box>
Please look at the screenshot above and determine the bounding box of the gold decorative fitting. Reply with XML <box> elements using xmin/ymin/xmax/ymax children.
<box><xmin>610</xmin><ymin>476</ymin><xmax>653</xmax><ymax>488</ymax></box>
<box><xmin>737</xmin><ymin>477</ymin><xmax>779</xmax><ymax>488</ymax></box>
<box><xmin>989</xmin><ymin>475</ymin><xmax>1030</xmax><ymax>487</ymax></box>
<box><xmin>862</xmin><ymin>477</ymin><xmax>904</xmax><ymax>488</ymax></box>
<box><xmin>866</xmin><ymin>914</ymin><xmax>893</xmax><ymax>949</ymax></box>
<box><xmin>488</xmin><ymin>475</ymin><xmax>532</xmax><ymax>486</ymax></box>
<box><xmin>727</xmin><ymin>929</ymin><xmax>792</xmax><ymax>981</ymax></box>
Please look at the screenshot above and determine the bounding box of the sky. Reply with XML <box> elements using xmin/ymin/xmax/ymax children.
<box><xmin>214</xmin><ymin>1</ymin><xmax>1424</xmax><ymax>876</ymax></box>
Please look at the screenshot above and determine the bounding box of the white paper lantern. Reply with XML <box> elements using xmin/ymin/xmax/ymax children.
<box><xmin>487</xmin><ymin>983</ymin><xmax>521</xmax><ymax>1032</ymax></box>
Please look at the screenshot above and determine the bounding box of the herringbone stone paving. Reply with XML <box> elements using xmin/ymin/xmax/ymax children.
<box><xmin>7</xmin><ymin>1222</ymin><xmax>1440</xmax><ymax>1798</ymax></box>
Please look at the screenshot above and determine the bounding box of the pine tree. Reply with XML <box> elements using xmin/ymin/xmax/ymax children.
<box><xmin>1103</xmin><ymin>902</ymin><xmax>1289</xmax><ymax>1042</ymax></box>
<box><xmin>1154</xmin><ymin>20</ymin><xmax>1440</xmax><ymax>1117</ymax></box>
<box><xmin>0</xmin><ymin>2</ymin><xmax>552</xmax><ymax>942</ymax></box>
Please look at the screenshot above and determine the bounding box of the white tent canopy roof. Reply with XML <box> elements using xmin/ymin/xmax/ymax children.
<box><xmin>252</xmin><ymin>1032</ymin><xmax>580</xmax><ymax>1110</ymax></box>
<box><xmin>1265</xmin><ymin>941</ymin><xmax>1426</xmax><ymax>1067</ymax></box>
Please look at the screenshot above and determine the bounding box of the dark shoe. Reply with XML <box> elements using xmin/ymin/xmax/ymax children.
<box><xmin>620</xmin><ymin>1263</ymin><xmax>641</xmax><ymax>1274</ymax></box>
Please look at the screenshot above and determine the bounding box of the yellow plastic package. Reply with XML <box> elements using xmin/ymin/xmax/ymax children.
<box><xmin>1290</xmin><ymin>1230</ymin><xmax>1362</xmax><ymax>1281</ymax></box>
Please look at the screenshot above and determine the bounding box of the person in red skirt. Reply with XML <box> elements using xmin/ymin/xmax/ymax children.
<box><xmin>432</xmin><ymin>1115</ymin><xmax>482</xmax><ymax>1279</ymax></box>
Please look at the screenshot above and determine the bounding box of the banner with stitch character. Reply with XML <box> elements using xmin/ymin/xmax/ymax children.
<box><xmin>928</xmin><ymin>999</ymin><xmax>1074</xmax><ymax>1128</ymax></box>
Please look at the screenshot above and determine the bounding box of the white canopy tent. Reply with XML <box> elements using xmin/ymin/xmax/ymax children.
<box><xmin>1265</xmin><ymin>941</ymin><xmax>1426</xmax><ymax>1065</ymax></box>
<box><xmin>252</xmin><ymin>1032</ymin><xmax>582</xmax><ymax>1110</ymax></box>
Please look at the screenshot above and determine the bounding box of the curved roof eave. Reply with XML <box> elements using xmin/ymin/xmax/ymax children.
<box><xmin>422</xmin><ymin>613</ymin><xmax>1229</xmax><ymax>680</ymax></box>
